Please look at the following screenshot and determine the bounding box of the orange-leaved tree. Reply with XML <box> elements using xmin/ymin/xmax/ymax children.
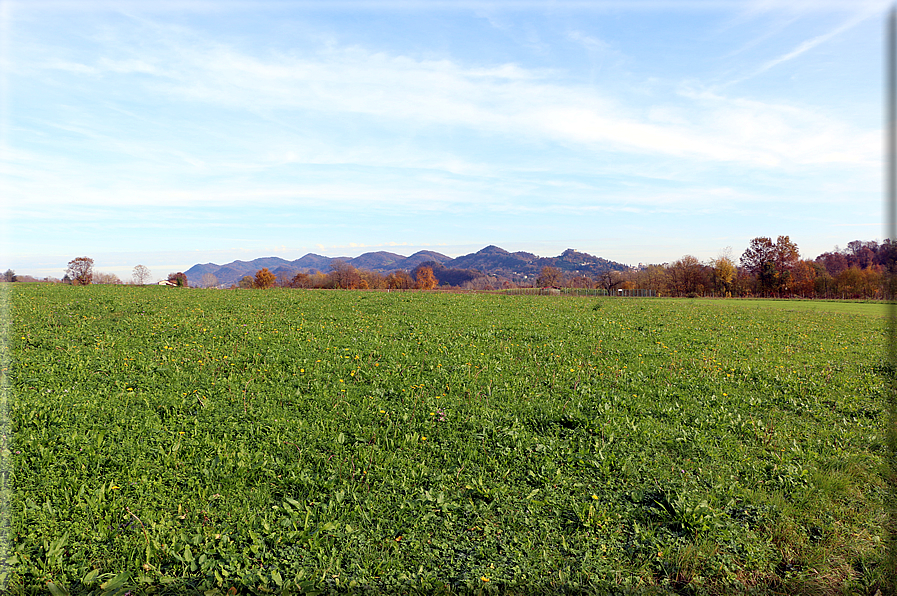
<box><xmin>254</xmin><ymin>268</ymin><xmax>276</xmax><ymax>289</ymax></box>
<box><xmin>386</xmin><ymin>270</ymin><xmax>414</xmax><ymax>290</ymax></box>
<box><xmin>415</xmin><ymin>266</ymin><xmax>438</xmax><ymax>290</ymax></box>
<box><xmin>710</xmin><ymin>252</ymin><xmax>736</xmax><ymax>297</ymax></box>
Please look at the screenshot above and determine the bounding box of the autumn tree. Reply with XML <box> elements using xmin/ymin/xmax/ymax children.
<box><xmin>634</xmin><ymin>265</ymin><xmax>667</xmax><ymax>295</ymax></box>
<box><xmin>815</xmin><ymin>251</ymin><xmax>848</xmax><ymax>276</ymax></box>
<box><xmin>167</xmin><ymin>272</ymin><xmax>189</xmax><ymax>287</ymax></box>
<box><xmin>569</xmin><ymin>275</ymin><xmax>593</xmax><ymax>289</ymax></box>
<box><xmin>253</xmin><ymin>267</ymin><xmax>276</xmax><ymax>289</ymax></box>
<box><xmin>385</xmin><ymin>270</ymin><xmax>414</xmax><ymax>290</ymax></box>
<box><xmin>414</xmin><ymin>266</ymin><xmax>438</xmax><ymax>290</ymax></box>
<box><xmin>536</xmin><ymin>266</ymin><xmax>562</xmax><ymax>288</ymax></box>
<box><xmin>308</xmin><ymin>272</ymin><xmax>331</xmax><ymax>288</ymax></box>
<box><xmin>15</xmin><ymin>275</ymin><xmax>44</xmax><ymax>283</ymax></box>
<box><xmin>276</xmin><ymin>272</ymin><xmax>293</xmax><ymax>288</ymax></box>
<box><xmin>200</xmin><ymin>273</ymin><xmax>219</xmax><ymax>288</ymax></box>
<box><xmin>666</xmin><ymin>255</ymin><xmax>707</xmax><ymax>297</ymax></box>
<box><xmin>877</xmin><ymin>239</ymin><xmax>897</xmax><ymax>274</ymax></box>
<box><xmin>741</xmin><ymin>236</ymin><xmax>800</xmax><ymax>296</ymax></box>
<box><xmin>710</xmin><ymin>250</ymin><xmax>736</xmax><ymax>297</ymax></box>
<box><xmin>863</xmin><ymin>265</ymin><xmax>885</xmax><ymax>299</ymax></box>
<box><xmin>94</xmin><ymin>272</ymin><xmax>122</xmax><ymax>284</ymax></box>
<box><xmin>845</xmin><ymin>240</ymin><xmax>877</xmax><ymax>269</ymax></box>
<box><xmin>740</xmin><ymin>237</ymin><xmax>776</xmax><ymax>277</ymax></box>
<box><xmin>359</xmin><ymin>269</ymin><xmax>386</xmax><ymax>289</ymax></box>
<box><xmin>330</xmin><ymin>260</ymin><xmax>362</xmax><ymax>289</ymax></box>
<box><xmin>792</xmin><ymin>260</ymin><xmax>820</xmax><ymax>298</ymax></box>
<box><xmin>831</xmin><ymin>266</ymin><xmax>882</xmax><ymax>299</ymax></box>
<box><xmin>290</xmin><ymin>272</ymin><xmax>311</xmax><ymax>288</ymax></box>
<box><xmin>239</xmin><ymin>275</ymin><xmax>254</xmax><ymax>289</ymax></box>
<box><xmin>598</xmin><ymin>270</ymin><xmax>624</xmax><ymax>294</ymax></box>
<box><xmin>835</xmin><ymin>267</ymin><xmax>865</xmax><ymax>299</ymax></box>
<box><xmin>772</xmin><ymin>235</ymin><xmax>800</xmax><ymax>294</ymax></box>
<box><xmin>66</xmin><ymin>257</ymin><xmax>95</xmax><ymax>285</ymax></box>
<box><xmin>733</xmin><ymin>267</ymin><xmax>756</xmax><ymax>297</ymax></box>
<box><xmin>132</xmin><ymin>264</ymin><xmax>152</xmax><ymax>285</ymax></box>
<box><xmin>462</xmin><ymin>276</ymin><xmax>500</xmax><ymax>291</ymax></box>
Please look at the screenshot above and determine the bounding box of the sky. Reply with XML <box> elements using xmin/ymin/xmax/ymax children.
<box><xmin>0</xmin><ymin>0</ymin><xmax>889</xmax><ymax>282</ymax></box>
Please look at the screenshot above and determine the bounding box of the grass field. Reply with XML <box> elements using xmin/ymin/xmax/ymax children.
<box><xmin>1</xmin><ymin>284</ymin><xmax>888</xmax><ymax>594</ymax></box>
<box><xmin>688</xmin><ymin>298</ymin><xmax>891</xmax><ymax>319</ymax></box>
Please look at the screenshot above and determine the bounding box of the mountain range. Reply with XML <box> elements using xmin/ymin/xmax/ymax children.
<box><xmin>184</xmin><ymin>246</ymin><xmax>630</xmax><ymax>287</ymax></box>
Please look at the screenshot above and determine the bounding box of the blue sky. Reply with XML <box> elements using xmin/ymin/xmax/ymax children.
<box><xmin>0</xmin><ymin>0</ymin><xmax>887</xmax><ymax>282</ymax></box>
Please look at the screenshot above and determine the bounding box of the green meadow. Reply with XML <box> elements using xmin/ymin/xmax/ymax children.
<box><xmin>1</xmin><ymin>284</ymin><xmax>888</xmax><ymax>594</ymax></box>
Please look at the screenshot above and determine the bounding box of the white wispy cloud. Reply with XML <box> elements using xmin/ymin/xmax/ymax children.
<box><xmin>720</xmin><ymin>0</ymin><xmax>886</xmax><ymax>86</ymax></box>
<box><xmin>751</xmin><ymin>11</ymin><xmax>869</xmax><ymax>76</ymax></box>
<box><xmin>25</xmin><ymin>19</ymin><xmax>876</xmax><ymax>168</ymax></box>
<box><xmin>0</xmin><ymin>6</ymin><xmax>878</xmax><ymax>251</ymax></box>
<box><xmin>567</xmin><ymin>30</ymin><xmax>610</xmax><ymax>52</ymax></box>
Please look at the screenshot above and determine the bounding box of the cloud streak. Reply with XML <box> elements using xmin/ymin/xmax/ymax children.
<box><xmin>1</xmin><ymin>3</ymin><xmax>883</xmax><ymax>269</ymax></box>
<box><xmin>722</xmin><ymin>2</ymin><xmax>884</xmax><ymax>87</ymax></box>
<box><xmin>753</xmin><ymin>12</ymin><xmax>869</xmax><ymax>74</ymax></box>
<box><xmin>7</xmin><ymin>17</ymin><xmax>875</xmax><ymax>208</ymax></box>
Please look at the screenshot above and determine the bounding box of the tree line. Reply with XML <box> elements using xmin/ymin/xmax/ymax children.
<box><xmin>0</xmin><ymin>259</ymin><xmax>191</xmax><ymax>287</ymax></box>
<box><xmin>234</xmin><ymin>261</ymin><xmax>441</xmax><ymax>290</ymax></box>
<box><xmin>228</xmin><ymin>237</ymin><xmax>897</xmax><ymax>299</ymax></box>
<box><xmin>604</xmin><ymin>237</ymin><xmax>895</xmax><ymax>299</ymax></box>
<box><xmin>4</xmin><ymin>237</ymin><xmax>896</xmax><ymax>299</ymax></box>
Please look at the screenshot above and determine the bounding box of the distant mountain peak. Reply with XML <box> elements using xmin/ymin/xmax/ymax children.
<box><xmin>183</xmin><ymin>245</ymin><xmax>628</xmax><ymax>287</ymax></box>
<box><xmin>477</xmin><ymin>245</ymin><xmax>510</xmax><ymax>255</ymax></box>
